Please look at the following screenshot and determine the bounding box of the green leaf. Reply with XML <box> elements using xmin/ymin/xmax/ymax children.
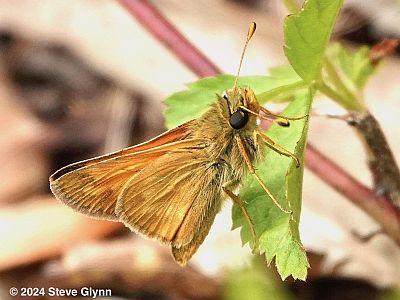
<box><xmin>256</xmin><ymin>65</ymin><xmax>307</xmax><ymax>103</ymax></box>
<box><xmin>257</xmin><ymin>80</ymin><xmax>307</xmax><ymax>104</ymax></box>
<box><xmin>284</xmin><ymin>0</ymin><xmax>343</xmax><ymax>82</ymax></box>
<box><xmin>232</xmin><ymin>88</ymin><xmax>312</xmax><ymax>280</ymax></box>
<box><xmin>329</xmin><ymin>43</ymin><xmax>375</xmax><ymax>90</ymax></box>
<box><xmin>269</xmin><ymin>65</ymin><xmax>302</xmax><ymax>82</ymax></box>
<box><xmin>316</xmin><ymin>43</ymin><xmax>374</xmax><ymax>111</ymax></box>
<box><xmin>165</xmin><ymin>74</ymin><xmax>301</xmax><ymax>128</ymax></box>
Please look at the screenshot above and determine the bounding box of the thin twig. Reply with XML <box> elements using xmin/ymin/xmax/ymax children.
<box><xmin>117</xmin><ymin>0</ymin><xmax>400</xmax><ymax>244</ymax></box>
<box><xmin>347</xmin><ymin>111</ymin><xmax>400</xmax><ymax>207</ymax></box>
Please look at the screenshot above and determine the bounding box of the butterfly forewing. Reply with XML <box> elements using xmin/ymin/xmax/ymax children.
<box><xmin>50</xmin><ymin>151</ymin><xmax>165</xmax><ymax>219</ymax></box>
<box><xmin>50</xmin><ymin>120</ymin><xmax>198</xmax><ymax>220</ymax></box>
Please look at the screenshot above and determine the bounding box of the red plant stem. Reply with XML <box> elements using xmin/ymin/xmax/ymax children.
<box><xmin>306</xmin><ymin>144</ymin><xmax>400</xmax><ymax>244</ymax></box>
<box><xmin>118</xmin><ymin>0</ymin><xmax>400</xmax><ymax>243</ymax></box>
<box><xmin>118</xmin><ymin>0</ymin><xmax>222</xmax><ymax>77</ymax></box>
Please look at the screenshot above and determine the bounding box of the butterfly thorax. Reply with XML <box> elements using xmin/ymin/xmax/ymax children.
<box><xmin>190</xmin><ymin>88</ymin><xmax>264</xmax><ymax>189</ymax></box>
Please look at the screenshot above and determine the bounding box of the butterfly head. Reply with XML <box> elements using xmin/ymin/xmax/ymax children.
<box><xmin>222</xmin><ymin>87</ymin><xmax>260</xmax><ymax>130</ymax></box>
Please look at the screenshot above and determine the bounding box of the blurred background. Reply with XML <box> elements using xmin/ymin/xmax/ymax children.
<box><xmin>0</xmin><ymin>0</ymin><xmax>399</xmax><ymax>299</ymax></box>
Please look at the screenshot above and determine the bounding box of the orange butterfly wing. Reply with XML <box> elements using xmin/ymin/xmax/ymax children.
<box><xmin>116</xmin><ymin>150</ymin><xmax>225</xmax><ymax>264</ymax></box>
<box><xmin>49</xmin><ymin>120</ymin><xmax>198</xmax><ymax>220</ymax></box>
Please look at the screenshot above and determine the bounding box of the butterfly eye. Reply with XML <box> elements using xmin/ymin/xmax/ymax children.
<box><xmin>229</xmin><ymin>109</ymin><xmax>249</xmax><ymax>129</ymax></box>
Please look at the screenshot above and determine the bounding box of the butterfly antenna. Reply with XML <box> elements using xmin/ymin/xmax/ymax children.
<box><xmin>233</xmin><ymin>22</ymin><xmax>257</xmax><ymax>95</ymax></box>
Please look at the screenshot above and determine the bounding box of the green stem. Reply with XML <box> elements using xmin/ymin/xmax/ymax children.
<box><xmin>282</xmin><ymin>0</ymin><xmax>299</xmax><ymax>13</ymax></box>
<box><xmin>323</xmin><ymin>59</ymin><xmax>365</xmax><ymax>111</ymax></box>
<box><xmin>318</xmin><ymin>82</ymin><xmax>362</xmax><ymax>111</ymax></box>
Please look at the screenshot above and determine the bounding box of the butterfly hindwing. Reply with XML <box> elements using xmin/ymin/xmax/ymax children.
<box><xmin>116</xmin><ymin>151</ymin><xmax>224</xmax><ymax>256</ymax></box>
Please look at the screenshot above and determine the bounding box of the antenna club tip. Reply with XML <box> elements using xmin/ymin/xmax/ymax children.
<box><xmin>247</xmin><ymin>22</ymin><xmax>257</xmax><ymax>39</ymax></box>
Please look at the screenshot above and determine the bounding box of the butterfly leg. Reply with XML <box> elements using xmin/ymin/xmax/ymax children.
<box><xmin>222</xmin><ymin>183</ymin><xmax>258</xmax><ymax>252</ymax></box>
<box><xmin>254</xmin><ymin>129</ymin><xmax>300</xmax><ymax>167</ymax></box>
<box><xmin>234</xmin><ymin>135</ymin><xmax>291</xmax><ymax>214</ymax></box>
